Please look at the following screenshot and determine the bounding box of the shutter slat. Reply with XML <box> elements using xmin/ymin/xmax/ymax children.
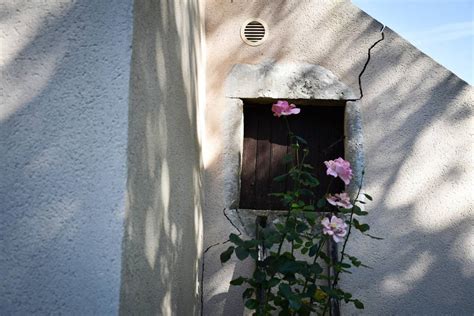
<box><xmin>240</xmin><ymin>103</ymin><xmax>345</xmax><ymax>210</ymax></box>
<box><xmin>255</xmin><ymin>107</ymin><xmax>272</xmax><ymax>210</ymax></box>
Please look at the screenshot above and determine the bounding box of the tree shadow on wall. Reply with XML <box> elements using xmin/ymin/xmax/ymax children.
<box><xmin>119</xmin><ymin>1</ymin><xmax>204</xmax><ymax>315</ymax></box>
<box><xmin>202</xmin><ymin>1</ymin><xmax>473</xmax><ymax>315</ymax></box>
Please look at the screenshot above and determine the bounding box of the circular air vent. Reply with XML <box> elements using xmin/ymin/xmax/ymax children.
<box><xmin>240</xmin><ymin>19</ymin><xmax>268</xmax><ymax>46</ymax></box>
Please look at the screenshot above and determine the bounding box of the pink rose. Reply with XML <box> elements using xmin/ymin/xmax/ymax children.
<box><xmin>324</xmin><ymin>157</ymin><xmax>353</xmax><ymax>185</ymax></box>
<box><xmin>321</xmin><ymin>215</ymin><xmax>348</xmax><ymax>243</ymax></box>
<box><xmin>271</xmin><ymin>100</ymin><xmax>301</xmax><ymax>117</ymax></box>
<box><xmin>326</xmin><ymin>192</ymin><xmax>353</xmax><ymax>209</ymax></box>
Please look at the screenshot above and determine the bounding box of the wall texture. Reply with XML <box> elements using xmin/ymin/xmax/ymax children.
<box><xmin>119</xmin><ymin>0</ymin><xmax>205</xmax><ymax>315</ymax></box>
<box><xmin>203</xmin><ymin>0</ymin><xmax>473</xmax><ymax>315</ymax></box>
<box><xmin>0</xmin><ymin>1</ymin><xmax>132</xmax><ymax>314</ymax></box>
<box><xmin>1</xmin><ymin>0</ymin><xmax>472</xmax><ymax>315</ymax></box>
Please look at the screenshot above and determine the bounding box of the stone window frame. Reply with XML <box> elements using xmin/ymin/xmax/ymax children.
<box><xmin>221</xmin><ymin>61</ymin><xmax>364</xmax><ymax>233</ymax></box>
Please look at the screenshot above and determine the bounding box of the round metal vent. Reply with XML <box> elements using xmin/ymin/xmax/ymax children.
<box><xmin>240</xmin><ymin>19</ymin><xmax>268</xmax><ymax>46</ymax></box>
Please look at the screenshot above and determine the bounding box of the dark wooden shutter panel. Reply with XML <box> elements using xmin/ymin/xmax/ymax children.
<box><xmin>240</xmin><ymin>102</ymin><xmax>345</xmax><ymax>210</ymax></box>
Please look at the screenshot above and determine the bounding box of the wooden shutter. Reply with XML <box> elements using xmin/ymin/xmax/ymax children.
<box><xmin>240</xmin><ymin>102</ymin><xmax>345</xmax><ymax>210</ymax></box>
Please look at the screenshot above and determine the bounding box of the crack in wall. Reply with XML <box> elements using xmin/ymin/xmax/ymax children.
<box><xmin>200</xmin><ymin>209</ymin><xmax>241</xmax><ymax>316</ymax></box>
<box><xmin>200</xmin><ymin>26</ymin><xmax>385</xmax><ymax>315</ymax></box>
<box><xmin>350</xmin><ymin>25</ymin><xmax>386</xmax><ymax>101</ymax></box>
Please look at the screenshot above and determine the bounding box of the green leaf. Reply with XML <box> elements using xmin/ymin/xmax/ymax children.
<box><xmin>279</xmin><ymin>261</ymin><xmax>300</xmax><ymax>274</ymax></box>
<box><xmin>296</xmin><ymin>222</ymin><xmax>308</xmax><ymax>233</ymax></box>
<box><xmin>291</xmin><ymin>203</ymin><xmax>300</xmax><ymax>209</ymax></box>
<box><xmin>289</xmin><ymin>297</ymin><xmax>302</xmax><ymax>311</ymax></box>
<box><xmin>308</xmin><ymin>244</ymin><xmax>318</xmax><ymax>257</ymax></box>
<box><xmin>340</xmin><ymin>262</ymin><xmax>352</xmax><ymax>269</ymax></box>
<box><xmin>353</xmin><ymin>299</ymin><xmax>364</xmax><ymax>309</ymax></box>
<box><xmin>352</xmin><ymin>205</ymin><xmax>369</xmax><ymax>216</ymax></box>
<box><xmin>363</xmin><ymin>193</ymin><xmax>373</xmax><ymax>201</ymax></box>
<box><xmin>310</xmin><ymin>262</ymin><xmax>323</xmax><ymax>274</ymax></box>
<box><xmin>229</xmin><ymin>233</ymin><xmax>243</xmax><ymax>246</ymax></box>
<box><xmin>244</xmin><ymin>298</ymin><xmax>258</xmax><ymax>310</ymax></box>
<box><xmin>279</xmin><ymin>283</ymin><xmax>292</xmax><ymax>299</ymax></box>
<box><xmin>299</xmin><ymin>189</ymin><xmax>315</xmax><ymax>197</ymax></box>
<box><xmin>220</xmin><ymin>246</ymin><xmax>234</xmax><ymax>263</ymax></box>
<box><xmin>283</xmin><ymin>154</ymin><xmax>294</xmax><ymax>163</ymax></box>
<box><xmin>303</xmin><ymin>212</ymin><xmax>316</xmax><ymax>222</ymax></box>
<box><xmin>249</xmin><ymin>249</ymin><xmax>258</xmax><ymax>260</ymax></box>
<box><xmin>353</xmin><ymin>218</ymin><xmax>370</xmax><ymax>232</ymax></box>
<box><xmin>230</xmin><ymin>276</ymin><xmax>246</xmax><ymax>285</ymax></box>
<box><xmin>293</xmin><ymin>243</ymin><xmax>302</xmax><ymax>249</ymax></box>
<box><xmin>253</xmin><ymin>269</ymin><xmax>266</xmax><ymax>283</ymax></box>
<box><xmin>294</xmin><ymin>135</ymin><xmax>308</xmax><ymax>145</ymax></box>
<box><xmin>275</xmin><ymin>223</ymin><xmax>286</xmax><ymax>232</ymax></box>
<box><xmin>269</xmin><ymin>192</ymin><xmax>284</xmax><ymax>198</ymax></box>
<box><xmin>339</xmin><ymin>207</ymin><xmax>353</xmax><ymax>214</ymax></box>
<box><xmin>268</xmin><ymin>278</ymin><xmax>280</xmax><ymax>287</ymax></box>
<box><xmin>235</xmin><ymin>246</ymin><xmax>249</xmax><ymax>260</ymax></box>
<box><xmin>349</xmin><ymin>256</ymin><xmax>361</xmax><ymax>267</ymax></box>
<box><xmin>319</xmin><ymin>252</ymin><xmax>331</xmax><ymax>264</ymax></box>
<box><xmin>317</xmin><ymin>198</ymin><xmax>326</xmax><ymax>208</ymax></box>
<box><xmin>242</xmin><ymin>288</ymin><xmax>254</xmax><ymax>299</ymax></box>
<box><xmin>343</xmin><ymin>292</ymin><xmax>353</xmax><ymax>302</ymax></box>
<box><xmin>243</xmin><ymin>239</ymin><xmax>259</xmax><ymax>249</ymax></box>
<box><xmin>274</xmin><ymin>174</ymin><xmax>288</xmax><ymax>182</ymax></box>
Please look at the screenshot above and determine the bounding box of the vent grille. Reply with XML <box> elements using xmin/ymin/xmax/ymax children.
<box><xmin>241</xmin><ymin>19</ymin><xmax>268</xmax><ymax>46</ymax></box>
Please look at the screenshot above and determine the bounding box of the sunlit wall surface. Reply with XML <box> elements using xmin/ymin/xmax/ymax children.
<box><xmin>0</xmin><ymin>1</ymin><xmax>133</xmax><ymax>314</ymax></box>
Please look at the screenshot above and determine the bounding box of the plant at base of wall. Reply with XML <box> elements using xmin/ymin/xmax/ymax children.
<box><xmin>220</xmin><ymin>100</ymin><xmax>381</xmax><ymax>316</ymax></box>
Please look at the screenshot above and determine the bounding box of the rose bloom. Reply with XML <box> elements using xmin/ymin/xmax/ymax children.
<box><xmin>324</xmin><ymin>157</ymin><xmax>353</xmax><ymax>185</ymax></box>
<box><xmin>326</xmin><ymin>192</ymin><xmax>353</xmax><ymax>209</ymax></box>
<box><xmin>321</xmin><ymin>215</ymin><xmax>348</xmax><ymax>243</ymax></box>
<box><xmin>271</xmin><ymin>100</ymin><xmax>301</xmax><ymax>117</ymax></box>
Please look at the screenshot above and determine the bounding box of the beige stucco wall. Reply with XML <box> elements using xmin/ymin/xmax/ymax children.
<box><xmin>203</xmin><ymin>0</ymin><xmax>473</xmax><ymax>315</ymax></box>
<box><xmin>119</xmin><ymin>0</ymin><xmax>205</xmax><ymax>315</ymax></box>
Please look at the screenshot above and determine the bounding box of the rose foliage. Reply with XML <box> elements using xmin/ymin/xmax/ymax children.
<box><xmin>220</xmin><ymin>100</ymin><xmax>379</xmax><ymax>315</ymax></box>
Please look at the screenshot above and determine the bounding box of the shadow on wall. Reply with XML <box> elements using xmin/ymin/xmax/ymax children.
<box><xmin>202</xmin><ymin>3</ymin><xmax>390</xmax><ymax>314</ymax></box>
<box><xmin>202</xmin><ymin>1</ymin><xmax>473</xmax><ymax>315</ymax></box>
<box><xmin>344</xmin><ymin>49</ymin><xmax>474</xmax><ymax>314</ymax></box>
<box><xmin>119</xmin><ymin>1</ymin><xmax>203</xmax><ymax>315</ymax></box>
<box><xmin>0</xmin><ymin>1</ymin><xmax>132</xmax><ymax>314</ymax></box>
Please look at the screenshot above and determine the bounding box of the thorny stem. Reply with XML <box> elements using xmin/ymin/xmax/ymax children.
<box><xmin>335</xmin><ymin>172</ymin><xmax>364</xmax><ymax>287</ymax></box>
<box><xmin>262</xmin><ymin>117</ymin><xmax>308</xmax><ymax>311</ymax></box>
<box><xmin>302</xmin><ymin>237</ymin><xmax>326</xmax><ymax>294</ymax></box>
<box><xmin>321</xmin><ymin>171</ymin><xmax>365</xmax><ymax>315</ymax></box>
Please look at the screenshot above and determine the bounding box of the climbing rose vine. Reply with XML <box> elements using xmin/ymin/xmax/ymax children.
<box><xmin>220</xmin><ymin>100</ymin><xmax>379</xmax><ymax>315</ymax></box>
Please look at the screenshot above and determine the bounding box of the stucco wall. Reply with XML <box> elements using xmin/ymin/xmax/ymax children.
<box><xmin>119</xmin><ymin>0</ymin><xmax>205</xmax><ymax>315</ymax></box>
<box><xmin>0</xmin><ymin>1</ymin><xmax>132</xmax><ymax>315</ymax></box>
<box><xmin>203</xmin><ymin>0</ymin><xmax>473</xmax><ymax>315</ymax></box>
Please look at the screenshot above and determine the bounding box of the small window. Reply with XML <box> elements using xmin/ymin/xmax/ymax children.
<box><xmin>240</xmin><ymin>101</ymin><xmax>345</xmax><ymax>210</ymax></box>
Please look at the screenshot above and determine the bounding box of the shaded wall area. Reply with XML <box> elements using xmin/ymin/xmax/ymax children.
<box><xmin>119</xmin><ymin>0</ymin><xmax>205</xmax><ymax>315</ymax></box>
<box><xmin>203</xmin><ymin>0</ymin><xmax>473</xmax><ymax>314</ymax></box>
<box><xmin>0</xmin><ymin>1</ymin><xmax>132</xmax><ymax>314</ymax></box>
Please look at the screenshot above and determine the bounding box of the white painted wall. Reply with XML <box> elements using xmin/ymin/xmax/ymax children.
<box><xmin>0</xmin><ymin>1</ymin><xmax>132</xmax><ymax>314</ymax></box>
